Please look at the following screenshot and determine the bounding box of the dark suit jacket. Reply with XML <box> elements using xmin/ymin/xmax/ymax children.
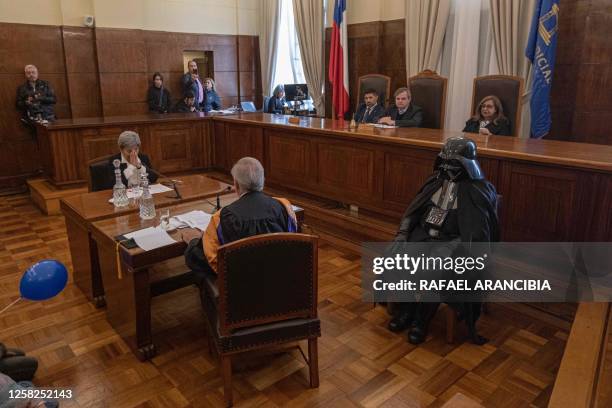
<box><xmin>267</xmin><ymin>96</ymin><xmax>286</xmax><ymax>113</ymax></box>
<box><xmin>173</xmin><ymin>100</ymin><xmax>197</xmax><ymax>113</ymax></box>
<box><xmin>90</xmin><ymin>153</ymin><xmax>158</xmax><ymax>192</ymax></box>
<box><xmin>354</xmin><ymin>103</ymin><xmax>384</xmax><ymax>123</ymax></box>
<box><xmin>384</xmin><ymin>104</ymin><xmax>423</xmax><ymax>127</ymax></box>
<box><xmin>463</xmin><ymin>117</ymin><xmax>511</xmax><ymax>136</ymax></box>
<box><xmin>181</xmin><ymin>73</ymin><xmax>203</xmax><ymax>109</ymax></box>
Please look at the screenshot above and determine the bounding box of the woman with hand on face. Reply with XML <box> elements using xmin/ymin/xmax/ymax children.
<box><xmin>103</xmin><ymin>131</ymin><xmax>158</xmax><ymax>190</ymax></box>
<box><xmin>201</xmin><ymin>77</ymin><xmax>222</xmax><ymax>112</ymax></box>
<box><xmin>147</xmin><ymin>72</ymin><xmax>171</xmax><ymax>113</ymax></box>
<box><xmin>463</xmin><ymin>95</ymin><xmax>511</xmax><ymax>136</ymax></box>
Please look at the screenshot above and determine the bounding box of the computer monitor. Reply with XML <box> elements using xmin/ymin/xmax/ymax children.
<box><xmin>284</xmin><ymin>84</ymin><xmax>309</xmax><ymax>101</ymax></box>
<box><xmin>240</xmin><ymin>101</ymin><xmax>256</xmax><ymax>112</ymax></box>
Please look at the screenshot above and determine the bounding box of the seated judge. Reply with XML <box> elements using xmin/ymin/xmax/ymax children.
<box><xmin>463</xmin><ymin>95</ymin><xmax>511</xmax><ymax>136</ymax></box>
<box><xmin>378</xmin><ymin>87</ymin><xmax>423</xmax><ymax>127</ymax></box>
<box><xmin>95</xmin><ymin>131</ymin><xmax>158</xmax><ymax>191</ymax></box>
<box><xmin>147</xmin><ymin>72</ymin><xmax>171</xmax><ymax>113</ymax></box>
<box><xmin>15</xmin><ymin>64</ymin><xmax>56</xmax><ymax>123</ymax></box>
<box><xmin>182</xmin><ymin>60</ymin><xmax>204</xmax><ymax>110</ymax></box>
<box><xmin>201</xmin><ymin>77</ymin><xmax>222</xmax><ymax>112</ymax></box>
<box><xmin>183</xmin><ymin>157</ymin><xmax>297</xmax><ymax>281</ymax></box>
<box><xmin>174</xmin><ymin>91</ymin><xmax>197</xmax><ymax>113</ymax></box>
<box><xmin>267</xmin><ymin>85</ymin><xmax>287</xmax><ymax>114</ymax></box>
<box><xmin>354</xmin><ymin>88</ymin><xmax>385</xmax><ymax>123</ymax></box>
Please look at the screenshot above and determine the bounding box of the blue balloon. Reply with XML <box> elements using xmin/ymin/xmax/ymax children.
<box><xmin>19</xmin><ymin>260</ymin><xmax>68</xmax><ymax>301</ymax></box>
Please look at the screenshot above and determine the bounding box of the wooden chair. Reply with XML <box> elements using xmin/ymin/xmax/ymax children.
<box><xmin>356</xmin><ymin>74</ymin><xmax>391</xmax><ymax>109</ymax></box>
<box><xmin>445</xmin><ymin>195</ymin><xmax>502</xmax><ymax>343</ymax></box>
<box><xmin>199</xmin><ymin>233</ymin><xmax>320</xmax><ymax>407</ymax></box>
<box><xmin>87</xmin><ymin>154</ymin><xmax>115</xmax><ymax>192</ymax></box>
<box><xmin>471</xmin><ymin>75</ymin><xmax>524</xmax><ymax>137</ymax></box>
<box><xmin>409</xmin><ymin>70</ymin><xmax>448</xmax><ymax>129</ymax></box>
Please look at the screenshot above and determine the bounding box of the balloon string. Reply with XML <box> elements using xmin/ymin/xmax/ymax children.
<box><xmin>0</xmin><ymin>297</ymin><xmax>21</xmax><ymax>315</ymax></box>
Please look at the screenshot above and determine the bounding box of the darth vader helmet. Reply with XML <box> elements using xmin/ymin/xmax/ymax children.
<box><xmin>434</xmin><ymin>137</ymin><xmax>483</xmax><ymax>180</ymax></box>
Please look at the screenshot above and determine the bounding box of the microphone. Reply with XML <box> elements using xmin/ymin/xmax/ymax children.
<box><xmin>214</xmin><ymin>185</ymin><xmax>233</xmax><ymax>211</ymax></box>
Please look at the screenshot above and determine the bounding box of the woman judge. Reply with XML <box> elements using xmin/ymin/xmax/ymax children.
<box><xmin>463</xmin><ymin>95</ymin><xmax>511</xmax><ymax>136</ymax></box>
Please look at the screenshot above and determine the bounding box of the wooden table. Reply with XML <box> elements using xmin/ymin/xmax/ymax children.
<box><xmin>60</xmin><ymin>174</ymin><xmax>233</xmax><ymax>307</ymax></box>
<box><xmin>90</xmin><ymin>197</ymin><xmax>304</xmax><ymax>361</ymax></box>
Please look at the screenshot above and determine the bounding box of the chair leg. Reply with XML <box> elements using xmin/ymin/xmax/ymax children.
<box><xmin>220</xmin><ymin>354</ymin><xmax>233</xmax><ymax>407</ymax></box>
<box><xmin>308</xmin><ymin>338</ymin><xmax>319</xmax><ymax>388</ymax></box>
<box><xmin>445</xmin><ymin>306</ymin><xmax>456</xmax><ymax>344</ymax></box>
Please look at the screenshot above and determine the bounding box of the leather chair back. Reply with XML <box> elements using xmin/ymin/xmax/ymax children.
<box><xmin>471</xmin><ymin>75</ymin><xmax>524</xmax><ymax>136</ymax></box>
<box><xmin>263</xmin><ymin>96</ymin><xmax>271</xmax><ymax>113</ymax></box>
<box><xmin>217</xmin><ymin>233</ymin><xmax>318</xmax><ymax>335</ymax></box>
<box><xmin>409</xmin><ymin>70</ymin><xmax>448</xmax><ymax>129</ymax></box>
<box><xmin>88</xmin><ymin>154</ymin><xmax>114</xmax><ymax>192</ymax></box>
<box><xmin>356</xmin><ymin>74</ymin><xmax>391</xmax><ymax>109</ymax></box>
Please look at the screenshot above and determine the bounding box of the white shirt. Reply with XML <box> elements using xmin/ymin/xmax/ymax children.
<box><xmin>120</xmin><ymin>155</ymin><xmax>146</xmax><ymax>187</ymax></box>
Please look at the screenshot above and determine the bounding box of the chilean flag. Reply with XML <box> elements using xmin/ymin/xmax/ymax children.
<box><xmin>328</xmin><ymin>0</ymin><xmax>349</xmax><ymax>119</ymax></box>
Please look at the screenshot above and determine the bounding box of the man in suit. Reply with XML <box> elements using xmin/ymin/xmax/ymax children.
<box><xmin>181</xmin><ymin>60</ymin><xmax>204</xmax><ymax>110</ymax></box>
<box><xmin>378</xmin><ymin>87</ymin><xmax>423</xmax><ymax>127</ymax></box>
<box><xmin>91</xmin><ymin>131</ymin><xmax>158</xmax><ymax>191</ymax></box>
<box><xmin>354</xmin><ymin>89</ymin><xmax>385</xmax><ymax>123</ymax></box>
<box><xmin>182</xmin><ymin>157</ymin><xmax>297</xmax><ymax>281</ymax></box>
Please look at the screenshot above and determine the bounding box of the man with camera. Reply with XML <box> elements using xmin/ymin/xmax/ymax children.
<box><xmin>15</xmin><ymin>64</ymin><xmax>56</xmax><ymax>124</ymax></box>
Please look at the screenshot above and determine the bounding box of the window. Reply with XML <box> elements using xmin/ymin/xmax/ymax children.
<box><xmin>271</xmin><ymin>0</ymin><xmax>306</xmax><ymax>90</ymax></box>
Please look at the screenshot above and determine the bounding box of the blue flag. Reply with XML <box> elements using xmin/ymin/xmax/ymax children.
<box><xmin>525</xmin><ymin>0</ymin><xmax>560</xmax><ymax>138</ymax></box>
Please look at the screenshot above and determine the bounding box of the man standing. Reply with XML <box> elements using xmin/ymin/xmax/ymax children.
<box><xmin>378</xmin><ymin>87</ymin><xmax>423</xmax><ymax>127</ymax></box>
<box><xmin>181</xmin><ymin>60</ymin><xmax>204</xmax><ymax>110</ymax></box>
<box><xmin>353</xmin><ymin>89</ymin><xmax>385</xmax><ymax>123</ymax></box>
<box><xmin>15</xmin><ymin>64</ymin><xmax>56</xmax><ymax>123</ymax></box>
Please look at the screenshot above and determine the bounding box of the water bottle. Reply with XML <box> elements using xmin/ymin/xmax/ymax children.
<box><xmin>139</xmin><ymin>171</ymin><xmax>156</xmax><ymax>220</ymax></box>
<box><xmin>112</xmin><ymin>159</ymin><xmax>129</xmax><ymax>208</ymax></box>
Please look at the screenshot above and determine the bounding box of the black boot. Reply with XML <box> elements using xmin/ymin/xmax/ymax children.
<box><xmin>387</xmin><ymin>303</ymin><xmax>415</xmax><ymax>333</ymax></box>
<box><xmin>407</xmin><ymin>303</ymin><xmax>439</xmax><ymax>344</ymax></box>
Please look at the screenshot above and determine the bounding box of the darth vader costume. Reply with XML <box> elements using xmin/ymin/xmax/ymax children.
<box><xmin>387</xmin><ymin>137</ymin><xmax>499</xmax><ymax>345</ymax></box>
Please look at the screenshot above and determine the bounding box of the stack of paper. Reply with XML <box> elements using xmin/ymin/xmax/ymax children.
<box><xmin>124</xmin><ymin>226</ymin><xmax>176</xmax><ymax>251</ymax></box>
<box><xmin>168</xmin><ymin>210</ymin><xmax>212</xmax><ymax>231</ymax></box>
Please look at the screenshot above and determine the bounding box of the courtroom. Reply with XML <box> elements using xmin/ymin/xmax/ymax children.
<box><xmin>1</xmin><ymin>1</ymin><xmax>612</xmax><ymax>407</ymax></box>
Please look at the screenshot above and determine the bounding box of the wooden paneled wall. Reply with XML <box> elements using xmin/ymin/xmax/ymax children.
<box><xmin>0</xmin><ymin>23</ymin><xmax>71</xmax><ymax>188</ymax></box>
<box><xmin>549</xmin><ymin>0</ymin><xmax>612</xmax><ymax>145</ymax></box>
<box><xmin>0</xmin><ymin>22</ymin><xmax>260</xmax><ymax>188</ymax></box>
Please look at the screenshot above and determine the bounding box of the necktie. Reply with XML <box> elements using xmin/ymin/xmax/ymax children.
<box><xmin>364</xmin><ymin>107</ymin><xmax>371</xmax><ymax>122</ymax></box>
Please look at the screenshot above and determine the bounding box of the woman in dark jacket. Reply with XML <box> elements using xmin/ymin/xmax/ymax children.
<box><xmin>201</xmin><ymin>77</ymin><xmax>222</xmax><ymax>112</ymax></box>
<box><xmin>463</xmin><ymin>95</ymin><xmax>511</xmax><ymax>136</ymax></box>
<box><xmin>147</xmin><ymin>72</ymin><xmax>171</xmax><ymax>113</ymax></box>
<box><xmin>267</xmin><ymin>85</ymin><xmax>286</xmax><ymax>114</ymax></box>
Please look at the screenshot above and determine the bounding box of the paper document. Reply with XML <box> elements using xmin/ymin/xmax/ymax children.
<box><xmin>374</xmin><ymin>124</ymin><xmax>398</xmax><ymax>129</ymax></box>
<box><xmin>124</xmin><ymin>226</ymin><xmax>176</xmax><ymax>251</ymax></box>
<box><xmin>209</xmin><ymin>109</ymin><xmax>236</xmax><ymax>115</ymax></box>
<box><xmin>108</xmin><ymin>183</ymin><xmax>173</xmax><ymax>203</ymax></box>
<box><xmin>169</xmin><ymin>210</ymin><xmax>212</xmax><ymax>231</ymax></box>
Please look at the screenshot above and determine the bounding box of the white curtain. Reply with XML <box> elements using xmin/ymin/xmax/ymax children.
<box><xmin>405</xmin><ymin>0</ymin><xmax>451</xmax><ymax>79</ymax></box>
<box><xmin>259</xmin><ymin>0</ymin><xmax>281</xmax><ymax>98</ymax></box>
<box><xmin>293</xmin><ymin>0</ymin><xmax>325</xmax><ymax>116</ymax></box>
<box><xmin>489</xmin><ymin>0</ymin><xmax>536</xmax><ymax>137</ymax></box>
<box><xmin>442</xmin><ymin>0</ymin><xmax>484</xmax><ymax>131</ymax></box>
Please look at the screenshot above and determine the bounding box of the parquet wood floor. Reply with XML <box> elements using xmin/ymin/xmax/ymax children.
<box><xmin>0</xmin><ymin>193</ymin><xmax>573</xmax><ymax>407</ymax></box>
